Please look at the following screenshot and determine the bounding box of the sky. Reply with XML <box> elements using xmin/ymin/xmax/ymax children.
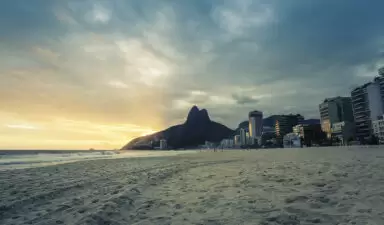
<box><xmin>1</xmin><ymin>0</ymin><xmax>384</xmax><ymax>150</ymax></box>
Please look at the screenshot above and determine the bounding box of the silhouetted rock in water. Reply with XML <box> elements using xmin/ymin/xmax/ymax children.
<box><xmin>121</xmin><ymin>106</ymin><xmax>235</xmax><ymax>150</ymax></box>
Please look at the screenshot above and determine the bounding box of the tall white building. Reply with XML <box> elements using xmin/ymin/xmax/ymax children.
<box><xmin>249</xmin><ymin>110</ymin><xmax>263</xmax><ymax>145</ymax></box>
<box><xmin>283</xmin><ymin>133</ymin><xmax>302</xmax><ymax>148</ymax></box>
<box><xmin>319</xmin><ymin>97</ymin><xmax>354</xmax><ymax>138</ymax></box>
<box><xmin>379</xmin><ymin>66</ymin><xmax>384</xmax><ymax>76</ymax></box>
<box><xmin>352</xmin><ymin>76</ymin><xmax>384</xmax><ymax>140</ymax></box>
<box><xmin>247</xmin><ymin>136</ymin><xmax>254</xmax><ymax>145</ymax></box>
<box><xmin>239</xmin><ymin>128</ymin><xmax>247</xmax><ymax>146</ymax></box>
<box><xmin>367</xmin><ymin>82</ymin><xmax>384</xmax><ymax>120</ymax></box>
<box><xmin>159</xmin><ymin>139</ymin><xmax>167</xmax><ymax>150</ymax></box>
<box><xmin>220</xmin><ymin>139</ymin><xmax>234</xmax><ymax>148</ymax></box>
<box><xmin>372</xmin><ymin>115</ymin><xmax>384</xmax><ymax>144</ymax></box>
<box><xmin>234</xmin><ymin>135</ymin><xmax>241</xmax><ymax>146</ymax></box>
<box><xmin>331</xmin><ymin>121</ymin><xmax>355</xmax><ymax>145</ymax></box>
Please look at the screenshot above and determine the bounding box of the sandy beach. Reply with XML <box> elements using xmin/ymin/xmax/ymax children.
<box><xmin>1</xmin><ymin>147</ymin><xmax>384</xmax><ymax>225</ymax></box>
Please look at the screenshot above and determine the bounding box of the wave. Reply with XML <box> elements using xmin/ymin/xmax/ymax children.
<box><xmin>0</xmin><ymin>150</ymin><xmax>196</xmax><ymax>170</ymax></box>
<box><xmin>0</xmin><ymin>151</ymin><xmax>120</xmax><ymax>169</ymax></box>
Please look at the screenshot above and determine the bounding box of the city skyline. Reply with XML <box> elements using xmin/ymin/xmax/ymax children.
<box><xmin>1</xmin><ymin>0</ymin><xmax>384</xmax><ymax>149</ymax></box>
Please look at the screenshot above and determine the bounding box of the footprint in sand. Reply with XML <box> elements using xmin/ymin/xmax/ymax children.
<box><xmin>284</xmin><ymin>195</ymin><xmax>309</xmax><ymax>204</ymax></box>
<box><xmin>306</xmin><ymin>218</ymin><xmax>321</xmax><ymax>223</ymax></box>
<box><xmin>174</xmin><ymin>204</ymin><xmax>183</xmax><ymax>210</ymax></box>
<box><xmin>196</xmin><ymin>208</ymin><xmax>206</xmax><ymax>214</ymax></box>
<box><xmin>312</xmin><ymin>182</ymin><xmax>327</xmax><ymax>187</ymax></box>
<box><xmin>78</xmin><ymin>208</ymin><xmax>86</xmax><ymax>214</ymax></box>
<box><xmin>263</xmin><ymin>213</ymin><xmax>300</xmax><ymax>225</ymax></box>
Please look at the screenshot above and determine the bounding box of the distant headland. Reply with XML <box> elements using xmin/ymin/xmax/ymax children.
<box><xmin>121</xmin><ymin>106</ymin><xmax>234</xmax><ymax>150</ymax></box>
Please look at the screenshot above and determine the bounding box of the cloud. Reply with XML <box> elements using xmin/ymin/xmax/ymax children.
<box><xmin>85</xmin><ymin>3</ymin><xmax>111</xmax><ymax>24</ymax></box>
<box><xmin>211</xmin><ymin>0</ymin><xmax>274</xmax><ymax>39</ymax></box>
<box><xmin>231</xmin><ymin>93</ymin><xmax>260</xmax><ymax>105</ymax></box>
<box><xmin>1</xmin><ymin>0</ymin><xmax>384</xmax><ymax>148</ymax></box>
<box><xmin>107</xmin><ymin>80</ymin><xmax>129</xmax><ymax>89</ymax></box>
<box><xmin>5</xmin><ymin>124</ymin><xmax>38</xmax><ymax>130</ymax></box>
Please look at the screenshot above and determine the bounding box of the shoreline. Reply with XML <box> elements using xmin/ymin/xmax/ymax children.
<box><xmin>0</xmin><ymin>150</ymin><xmax>198</xmax><ymax>171</ymax></box>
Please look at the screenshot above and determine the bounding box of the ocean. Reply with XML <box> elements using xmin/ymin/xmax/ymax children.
<box><xmin>0</xmin><ymin>150</ymin><xmax>195</xmax><ymax>171</ymax></box>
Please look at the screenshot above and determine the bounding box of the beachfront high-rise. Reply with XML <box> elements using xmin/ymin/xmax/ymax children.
<box><xmin>319</xmin><ymin>97</ymin><xmax>354</xmax><ymax>138</ymax></box>
<box><xmin>239</xmin><ymin>128</ymin><xmax>247</xmax><ymax>146</ymax></box>
<box><xmin>374</xmin><ymin>67</ymin><xmax>384</xmax><ymax>108</ymax></box>
<box><xmin>351</xmin><ymin>80</ymin><xmax>384</xmax><ymax>141</ymax></box>
<box><xmin>372</xmin><ymin>115</ymin><xmax>384</xmax><ymax>144</ymax></box>
<box><xmin>379</xmin><ymin>66</ymin><xmax>384</xmax><ymax>76</ymax></box>
<box><xmin>275</xmin><ymin>114</ymin><xmax>304</xmax><ymax>139</ymax></box>
<box><xmin>160</xmin><ymin>139</ymin><xmax>167</xmax><ymax>150</ymax></box>
<box><xmin>248</xmin><ymin>110</ymin><xmax>263</xmax><ymax>145</ymax></box>
<box><xmin>348</xmin><ymin>67</ymin><xmax>384</xmax><ymax>142</ymax></box>
<box><xmin>234</xmin><ymin>135</ymin><xmax>241</xmax><ymax>147</ymax></box>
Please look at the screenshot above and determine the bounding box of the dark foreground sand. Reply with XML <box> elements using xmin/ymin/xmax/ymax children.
<box><xmin>1</xmin><ymin>147</ymin><xmax>384</xmax><ymax>225</ymax></box>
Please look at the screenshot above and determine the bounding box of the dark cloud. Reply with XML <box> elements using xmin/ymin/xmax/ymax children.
<box><xmin>2</xmin><ymin>0</ymin><xmax>384</xmax><ymax>133</ymax></box>
<box><xmin>231</xmin><ymin>93</ymin><xmax>260</xmax><ymax>105</ymax></box>
<box><xmin>208</xmin><ymin>0</ymin><xmax>384</xmax><ymax>84</ymax></box>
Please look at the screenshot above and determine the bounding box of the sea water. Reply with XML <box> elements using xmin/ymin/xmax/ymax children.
<box><xmin>0</xmin><ymin>150</ymin><xmax>195</xmax><ymax>171</ymax></box>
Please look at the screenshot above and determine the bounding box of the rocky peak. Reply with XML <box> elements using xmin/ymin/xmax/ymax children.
<box><xmin>199</xmin><ymin>108</ymin><xmax>210</xmax><ymax>122</ymax></box>
<box><xmin>186</xmin><ymin>105</ymin><xmax>200</xmax><ymax>123</ymax></box>
<box><xmin>122</xmin><ymin>105</ymin><xmax>234</xmax><ymax>150</ymax></box>
<box><xmin>186</xmin><ymin>106</ymin><xmax>211</xmax><ymax>124</ymax></box>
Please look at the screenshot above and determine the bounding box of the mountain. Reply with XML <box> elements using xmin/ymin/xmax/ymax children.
<box><xmin>121</xmin><ymin>106</ymin><xmax>235</xmax><ymax>150</ymax></box>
